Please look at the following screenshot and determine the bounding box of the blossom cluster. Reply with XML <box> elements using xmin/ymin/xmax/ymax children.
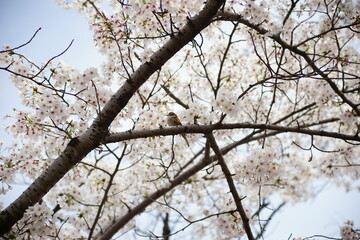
<box><xmin>340</xmin><ymin>220</ymin><xmax>360</xmax><ymax>240</ymax></box>
<box><xmin>0</xmin><ymin>46</ymin><xmax>114</xmax><ymax>184</ymax></box>
<box><xmin>215</xmin><ymin>197</ymin><xmax>248</xmax><ymax>238</ymax></box>
<box><xmin>5</xmin><ymin>202</ymin><xmax>57</xmax><ymax>239</ymax></box>
<box><xmin>236</xmin><ymin>148</ymin><xmax>281</xmax><ymax>187</ymax></box>
<box><xmin>1</xmin><ymin>0</ymin><xmax>359</xmax><ymax>239</ymax></box>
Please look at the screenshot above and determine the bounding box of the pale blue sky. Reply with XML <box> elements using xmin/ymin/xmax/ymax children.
<box><xmin>0</xmin><ymin>1</ymin><xmax>359</xmax><ymax>239</ymax></box>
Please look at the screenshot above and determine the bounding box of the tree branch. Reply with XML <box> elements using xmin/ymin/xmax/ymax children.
<box><xmin>97</xmin><ymin>150</ymin><xmax>213</xmax><ymax>240</ymax></box>
<box><xmin>0</xmin><ymin>27</ymin><xmax>42</xmax><ymax>53</ymax></box>
<box><xmin>104</xmin><ymin>121</ymin><xmax>359</xmax><ymax>144</ymax></box>
<box><xmin>206</xmin><ymin>133</ymin><xmax>254</xmax><ymax>240</ymax></box>
<box><xmin>0</xmin><ymin>0</ymin><xmax>226</xmax><ymax>236</ymax></box>
<box><xmin>215</xmin><ymin>11</ymin><xmax>360</xmax><ymax>116</ymax></box>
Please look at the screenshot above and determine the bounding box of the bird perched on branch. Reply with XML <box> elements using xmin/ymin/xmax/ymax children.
<box><xmin>167</xmin><ymin>112</ymin><xmax>190</xmax><ymax>146</ymax></box>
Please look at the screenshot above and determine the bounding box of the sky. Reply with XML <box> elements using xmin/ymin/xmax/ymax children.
<box><xmin>0</xmin><ymin>0</ymin><xmax>105</xmax><ymax>140</ymax></box>
<box><xmin>0</xmin><ymin>1</ymin><xmax>359</xmax><ymax>239</ymax></box>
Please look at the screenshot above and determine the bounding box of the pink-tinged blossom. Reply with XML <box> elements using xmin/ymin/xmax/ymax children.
<box><xmin>213</xmin><ymin>88</ymin><xmax>240</xmax><ymax>117</ymax></box>
<box><xmin>4</xmin><ymin>202</ymin><xmax>57</xmax><ymax>239</ymax></box>
<box><xmin>340</xmin><ymin>220</ymin><xmax>360</xmax><ymax>240</ymax></box>
<box><xmin>316</xmin><ymin>144</ymin><xmax>360</xmax><ymax>184</ymax></box>
<box><xmin>236</xmin><ymin>148</ymin><xmax>281</xmax><ymax>186</ymax></box>
<box><xmin>213</xmin><ymin>197</ymin><xmax>253</xmax><ymax>238</ymax></box>
<box><xmin>1</xmin><ymin>0</ymin><xmax>359</xmax><ymax>239</ymax></box>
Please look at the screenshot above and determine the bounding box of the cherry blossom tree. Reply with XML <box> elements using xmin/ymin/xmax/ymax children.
<box><xmin>1</xmin><ymin>0</ymin><xmax>360</xmax><ymax>239</ymax></box>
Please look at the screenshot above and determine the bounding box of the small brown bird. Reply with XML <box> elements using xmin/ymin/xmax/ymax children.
<box><xmin>167</xmin><ymin>112</ymin><xmax>190</xmax><ymax>146</ymax></box>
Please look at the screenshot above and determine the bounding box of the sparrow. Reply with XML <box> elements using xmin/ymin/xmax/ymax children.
<box><xmin>167</xmin><ymin>112</ymin><xmax>190</xmax><ymax>146</ymax></box>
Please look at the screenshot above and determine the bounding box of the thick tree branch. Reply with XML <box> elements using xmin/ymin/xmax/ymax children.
<box><xmin>0</xmin><ymin>0</ymin><xmax>225</xmax><ymax>236</ymax></box>
<box><xmin>97</xmin><ymin>150</ymin><xmax>213</xmax><ymax>240</ymax></box>
<box><xmin>92</xmin><ymin>118</ymin><xmax>355</xmax><ymax>238</ymax></box>
<box><xmin>104</xmin><ymin>121</ymin><xmax>359</xmax><ymax>144</ymax></box>
<box><xmin>207</xmin><ymin>133</ymin><xmax>255</xmax><ymax>240</ymax></box>
<box><xmin>97</xmin><ymin>128</ymin><xmax>263</xmax><ymax>239</ymax></box>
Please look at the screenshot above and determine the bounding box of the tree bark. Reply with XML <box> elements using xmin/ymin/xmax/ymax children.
<box><xmin>0</xmin><ymin>0</ymin><xmax>225</xmax><ymax>236</ymax></box>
